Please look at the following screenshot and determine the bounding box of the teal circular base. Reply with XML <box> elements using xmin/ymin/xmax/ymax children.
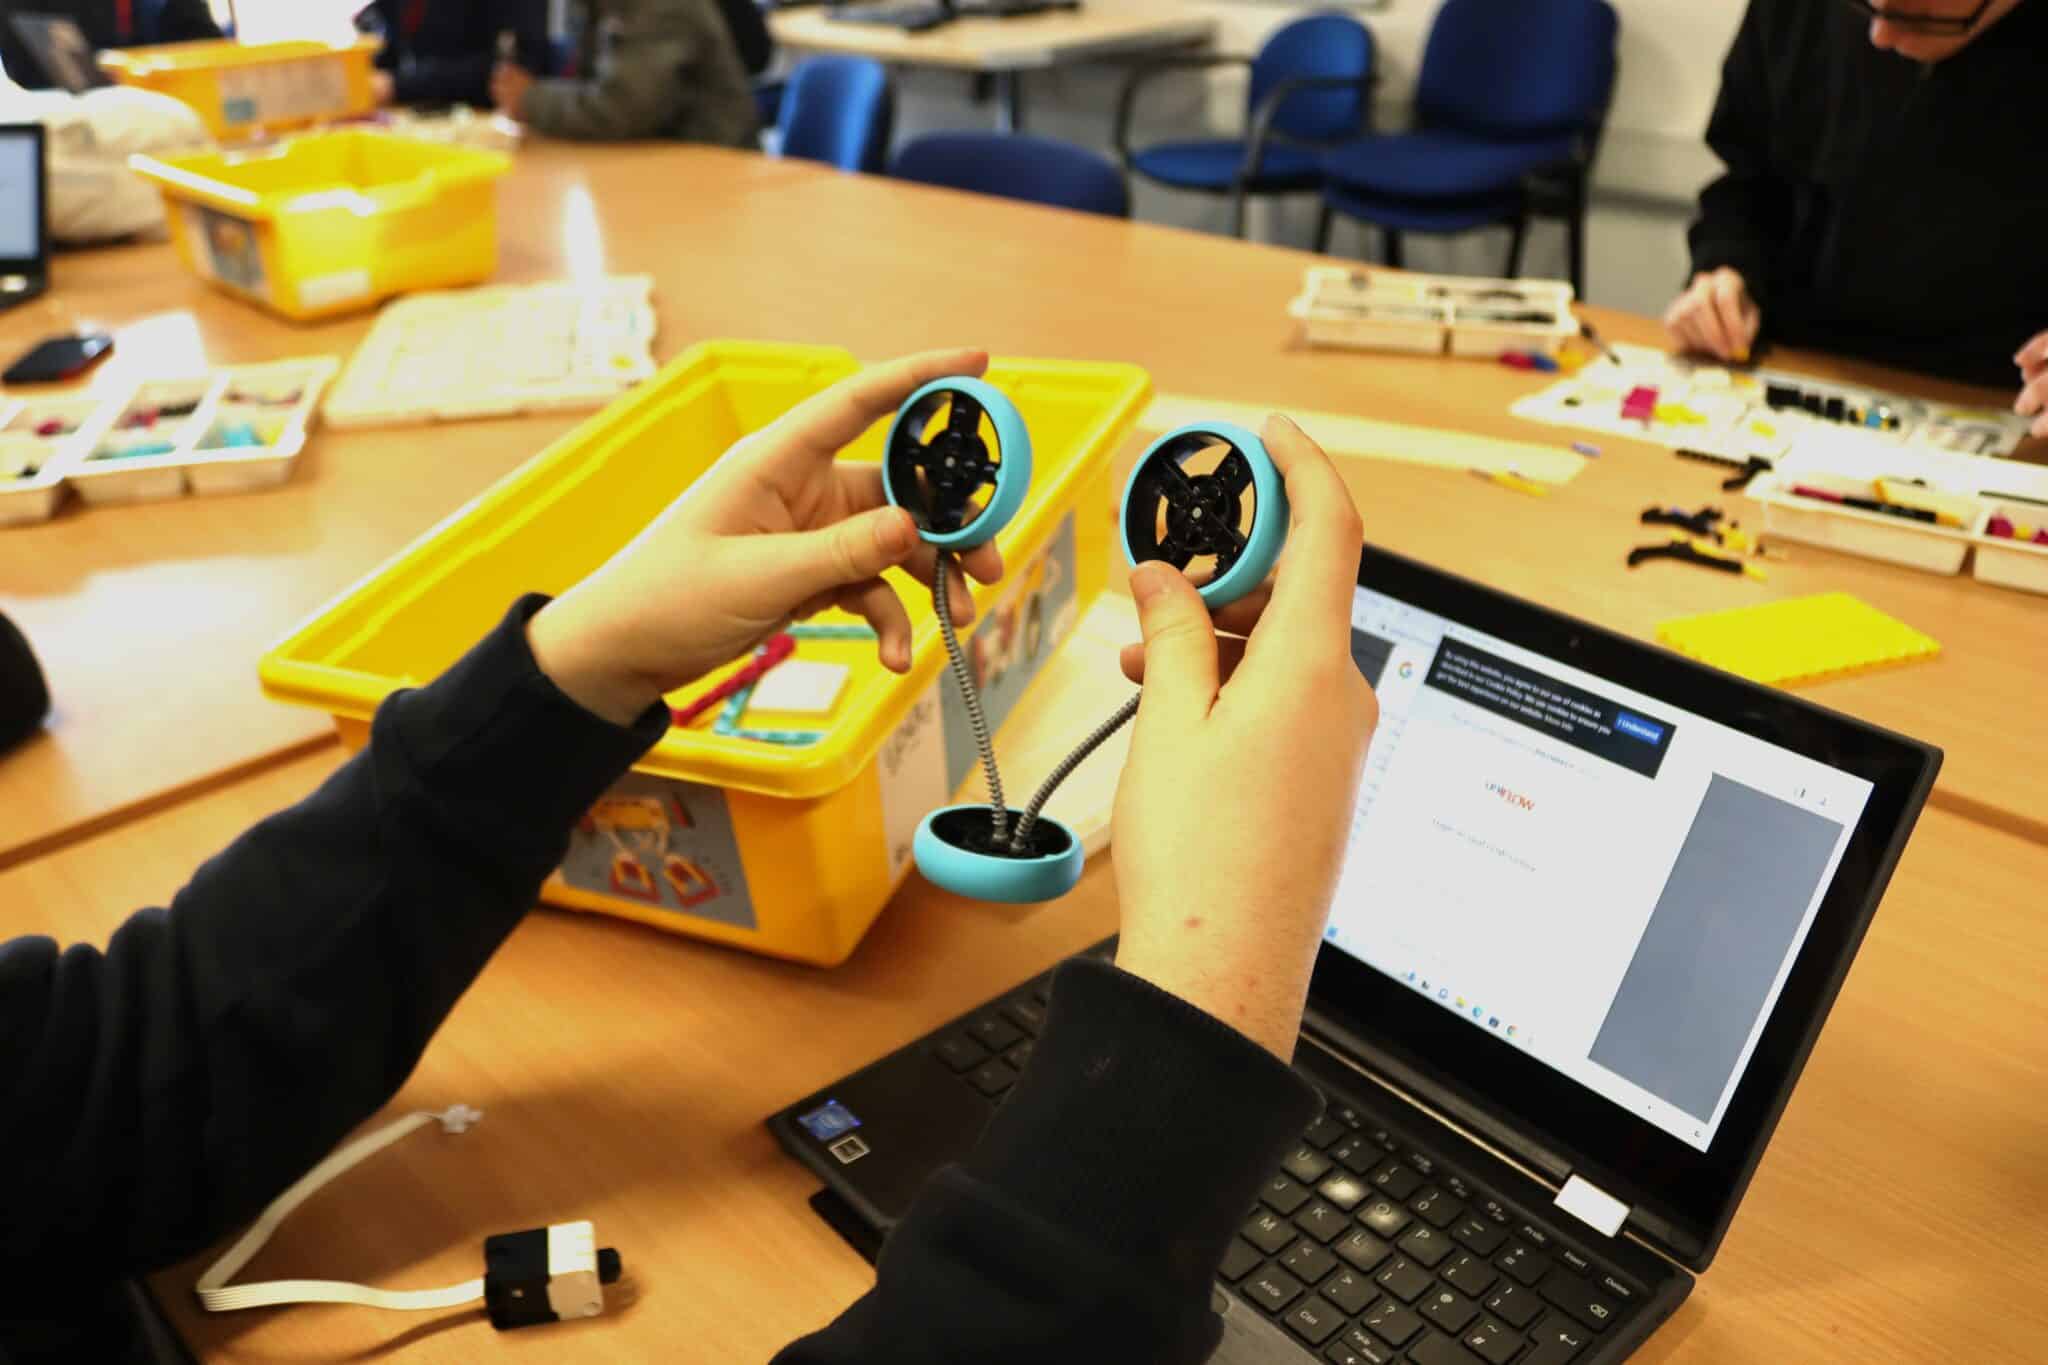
<box><xmin>913</xmin><ymin>804</ymin><xmax>1083</xmax><ymax>904</ymax></box>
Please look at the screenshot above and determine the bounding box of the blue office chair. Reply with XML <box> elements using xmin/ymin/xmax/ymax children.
<box><xmin>778</xmin><ymin>57</ymin><xmax>894</xmax><ymax>173</ymax></box>
<box><xmin>1315</xmin><ymin>0</ymin><xmax>1617</xmax><ymax>294</ymax></box>
<box><xmin>1114</xmin><ymin>13</ymin><xmax>1376</xmax><ymax>239</ymax></box>
<box><xmin>890</xmin><ymin>132</ymin><xmax>1130</xmax><ymax>218</ymax></box>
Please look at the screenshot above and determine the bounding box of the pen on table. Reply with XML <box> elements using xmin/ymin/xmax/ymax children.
<box><xmin>1470</xmin><ymin>467</ymin><xmax>1550</xmax><ymax>497</ymax></box>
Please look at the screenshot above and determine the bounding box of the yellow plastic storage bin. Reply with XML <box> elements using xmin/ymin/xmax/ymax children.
<box><xmin>261</xmin><ymin>341</ymin><xmax>1152</xmax><ymax>966</ymax></box>
<box><xmin>130</xmin><ymin>130</ymin><xmax>510</xmax><ymax>321</ymax></box>
<box><xmin>100</xmin><ymin>38</ymin><xmax>380</xmax><ymax>141</ymax></box>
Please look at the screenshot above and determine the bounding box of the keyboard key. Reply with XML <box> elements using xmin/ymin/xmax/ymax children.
<box><xmin>1558</xmin><ymin>1247</ymin><xmax>1591</xmax><ymax>1275</ymax></box>
<box><xmin>1396</xmin><ymin>1223</ymin><xmax>1453</xmax><ymax>1268</ymax></box>
<box><xmin>1370</xmin><ymin>1160</ymin><xmax>1423</xmax><ymax>1200</ymax></box>
<box><xmin>1374</xmin><ymin>1256</ymin><xmax>1434</xmax><ymax>1304</ymax></box>
<box><xmin>1002</xmin><ymin>1040</ymin><xmax>1033</xmax><ymax>1072</ymax></box>
<box><xmin>1331</xmin><ymin>1137</ymin><xmax>1379</xmax><ymax>1174</ymax></box>
<box><xmin>966</xmin><ymin>1059</ymin><xmax>1014</xmax><ymax>1095</ymax></box>
<box><xmin>1497</xmin><ymin>1242</ymin><xmax>1552</xmax><ymax>1286</ymax></box>
<box><xmin>1538</xmin><ymin>1268</ymin><xmax>1619</xmax><ymax>1331</ymax></box>
<box><xmin>1479</xmin><ymin>1198</ymin><xmax>1512</xmax><ymax>1224</ymax></box>
<box><xmin>1516</xmin><ymin>1222</ymin><xmax>1554</xmax><ymax>1250</ymax></box>
<box><xmin>1218</xmin><ymin>1238</ymin><xmax>1262</xmax><ymax>1282</ymax></box>
<box><xmin>1445</xmin><ymin>1174</ymin><xmax>1476</xmax><ymax>1201</ymax></box>
<box><xmin>1284</xmin><ymin>1297</ymin><xmax>1346</xmax><ymax>1346</ymax></box>
<box><xmin>1244</xmin><ymin>1210</ymin><xmax>1296</xmax><ymax>1255</ymax></box>
<box><xmin>1244</xmin><ymin>1266</ymin><xmax>1304</xmax><ymax>1314</ymax></box>
<box><xmin>1329</xmin><ymin>1103</ymin><xmax>1368</xmax><ymax>1130</ymax></box>
<box><xmin>1367</xmin><ymin>1125</ymin><xmax>1398</xmax><ymax>1149</ymax></box>
<box><xmin>1524</xmin><ymin>1317</ymin><xmax>1594</xmax><ymax>1364</ymax></box>
<box><xmin>1421</xmin><ymin>1285</ymin><xmax>1479</xmax><ymax>1335</ymax></box>
<box><xmin>1334</xmin><ymin>1228</ymin><xmax>1392</xmax><ymax>1274</ymax></box>
<box><xmin>1410</xmin><ymin>1186</ymin><xmax>1464</xmax><ymax>1229</ymax></box>
<box><xmin>1600</xmin><ymin>1272</ymin><xmax>1638</xmax><ymax>1302</ymax></box>
<box><xmin>1337</xmin><ymin>1327</ymin><xmax>1400</xmax><ymax>1364</ymax></box>
<box><xmin>1483</xmin><ymin>1282</ymin><xmax>1543</xmax><ymax>1329</ymax></box>
<box><xmin>1441</xmin><ymin>1251</ymin><xmax>1497</xmax><ymax>1297</ymax></box>
<box><xmin>1361</xmin><ymin>1299</ymin><xmax>1425</xmax><ymax>1347</ymax></box>
<box><xmin>1407</xmin><ymin>1332</ymin><xmax>1484</xmax><ymax>1365</ymax></box>
<box><xmin>1261</xmin><ymin>1172</ymin><xmax>1311</xmax><ymax>1215</ymax></box>
<box><xmin>1321</xmin><ymin>1267</ymin><xmax>1377</xmax><ymax>1315</ymax></box>
<box><xmin>1282</xmin><ymin>1240</ymin><xmax>1339</xmax><ymax>1286</ymax></box>
<box><xmin>1304</xmin><ymin>1114</ymin><xmax>1347</xmax><ymax>1149</ymax></box>
<box><xmin>1318</xmin><ymin>1173</ymin><xmax>1371</xmax><ymax>1211</ymax></box>
<box><xmin>967</xmin><ymin>1014</ymin><xmax>1024</xmax><ymax>1053</ymax></box>
<box><xmin>1030</xmin><ymin>982</ymin><xmax>1052</xmax><ymax>1007</ymax></box>
<box><xmin>1284</xmin><ymin>1145</ymin><xmax>1336</xmax><ymax>1185</ymax></box>
<box><xmin>1453</xmin><ymin>1216</ymin><xmax>1506</xmax><ymax>1256</ymax></box>
<box><xmin>1357</xmin><ymin>1198</ymin><xmax>1411</xmax><ymax>1238</ymax></box>
<box><xmin>1295</xmin><ymin>1200</ymin><xmax>1349</xmax><ymax>1244</ymax></box>
<box><xmin>1000</xmin><ymin>998</ymin><xmax>1047</xmax><ymax>1035</ymax></box>
<box><xmin>1405</xmin><ymin>1150</ymin><xmax>1437</xmax><ymax>1177</ymax></box>
<box><xmin>931</xmin><ymin>1031</ymin><xmax>987</xmax><ymax>1071</ymax></box>
<box><xmin>1463</xmin><ymin>1316</ymin><xmax>1527</xmax><ymax>1365</ymax></box>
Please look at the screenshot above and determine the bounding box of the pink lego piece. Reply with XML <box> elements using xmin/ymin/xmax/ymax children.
<box><xmin>1620</xmin><ymin>385</ymin><xmax>1659</xmax><ymax>421</ymax></box>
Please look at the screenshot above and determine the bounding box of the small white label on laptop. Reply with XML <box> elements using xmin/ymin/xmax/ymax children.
<box><xmin>1555</xmin><ymin>1175</ymin><xmax>1628</xmax><ymax>1237</ymax></box>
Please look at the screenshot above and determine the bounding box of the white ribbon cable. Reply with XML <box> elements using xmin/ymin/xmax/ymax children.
<box><xmin>196</xmin><ymin>1104</ymin><xmax>487</xmax><ymax>1314</ymax></box>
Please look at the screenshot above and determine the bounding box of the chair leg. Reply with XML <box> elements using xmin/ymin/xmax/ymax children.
<box><xmin>1232</xmin><ymin>186</ymin><xmax>1249</xmax><ymax>240</ymax></box>
<box><xmin>1382</xmin><ymin>229</ymin><xmax>1403</xmax><ymax>269</ymax></box>
<box><xmin>1569</xmin><ymin>204</ymin><xmax>1588</xmax><ymax>298</ymax></box>
<box><xmin>1314</xmin><ymin>199</ymin><xmax>1335</xmax><ymax>254</ymax></box>
<box><xmin>1505</xmin><ymin>215</ymin><xmax>1529</xmax><ymax>278</ymax></box>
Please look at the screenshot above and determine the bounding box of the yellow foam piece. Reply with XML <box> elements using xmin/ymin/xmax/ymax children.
<box><xmin>1655</xmin><ymin>593</ymin><xmax>1940</xmax><ymax>688</ymax></box>
<box><xmin>1653</xmin><ymin>402</ymin><xmax>1708</xmax><ymax>425</ymax></box>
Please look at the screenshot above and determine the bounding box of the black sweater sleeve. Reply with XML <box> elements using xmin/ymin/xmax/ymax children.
<box><xmin>776</xmin><ymin>958</ymin><xmax>1320</xmax><ymax>1364</ymax></box>
<box><xmin>1688</xmin><ymin>0</ymin><xmax>1789</xmax><ymax>314</ymax></box>
<box><xmin>0</xmin><ymin>596</ymin><xmax>663</xmax><ymax>1285</ymax></box>
<box><xmin>154</xmin><ymin>0</ymin><xmax>224</xmax><ymax>42</ymax></box>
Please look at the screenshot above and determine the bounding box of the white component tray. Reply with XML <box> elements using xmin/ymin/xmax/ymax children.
<box><xmin>1289</xmin><ymin>267</ymin><xmax>1576</xmax><ymax>358</ymax></box>
<box><xmin>0</xmin><ymin>395</ymin><xmax>119</xmax><ymax>525</ymax></box>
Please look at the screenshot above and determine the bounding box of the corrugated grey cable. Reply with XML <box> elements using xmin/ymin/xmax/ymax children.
<box><xmin>1009</xmin><ymin>692</ymin><xmax>1139</xmax><ymax>853</ymax></box>
<box><xmin>932</xmin><ymin>550</ymin><xmax>1007</xmax><ymax>843</ymax></box>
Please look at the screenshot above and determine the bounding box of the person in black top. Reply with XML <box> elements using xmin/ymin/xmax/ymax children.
<box><xmin>0</xmin><ymin>349</ymin><xmax>1376</xmax><ymax>1364</ymax></box>
<box><xmin>0</xmin><ymin>0</ymin><xmax>219</xmax><ymax>88</ymax></box>
<box><xmin>360</xmin><ymin>0</ymin><xmax>552</xmax><ymax>110</ymax></box>
<box><xmin>1666</xmin><ymin>0</ymin><xmax>2048</xmax><ymax>429</ymax></box>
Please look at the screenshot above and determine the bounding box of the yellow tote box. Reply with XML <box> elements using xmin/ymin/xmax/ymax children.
<box><xmin>131</xmin><ymin>131</ymin><xmax>510</xmax><ymax>322</ymax></box>
<box><xmin>261</xmin><ymin>342</ymin><xmax>1152</xmax><ymax>966</ymax></box>
<box><xmin>99</xmin><ymin>38</ymin><xmax>381</xmax><ymax>141</ymax></box>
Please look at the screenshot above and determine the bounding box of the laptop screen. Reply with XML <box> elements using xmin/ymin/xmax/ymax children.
<box><xmin>1303</xmin><ymin>547</ymin><xmax>1935</xmax><ymax>1267</ymax></box>
<box><xmin>0</xmin><ymin>126</ymin><xmax>40</xmax><ymax>265</ymax></box>
<box><xmin>1325</xmin><ymin>584</ymin><xmax>1872</xmax><ymax>1155</ymax></box>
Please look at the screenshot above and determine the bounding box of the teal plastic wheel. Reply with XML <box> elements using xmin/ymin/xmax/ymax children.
<box><xmin>883</xmin><ymin>377</ymin><xmax>1032</xmax><ymax>550</ymax></box>
<box><xmin>913</xmin><ymin>804</ymin><xmax>1083</xmax><ymax>904</ymax></box>
<box><xmin>1119</xmin><ymin>422</ymin><xmax>1287</xmax><ymax>608</ymax></box>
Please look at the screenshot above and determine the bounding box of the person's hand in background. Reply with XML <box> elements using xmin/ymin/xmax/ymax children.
<box><xmin>2014</xmin><ymin>330</ymin><xmax>2048</xmax><ymax>438</ymax></box>
<box><xmin>370</xmin><ymin>71</ymin><xmax>396</xmax><ymax>106</ymax></box>
<box><xmin>1110</xmin><ymin>416</ymin><xmax>1376</xmax><ymax>1059</ymax></box>
<box><xmin>1664</xmin><ymin>266</ymin><xmax>1761</xmax><ymax>363</ymax></box>
<box><xmin>528</xmin><ymin>350</ymin><xmax>1004</xmax><ymax>726</ymax></box>
<box><xmin>490</xmin><ymin>63</ymin><xmax>535</xmax><ymax>118</ymax></box>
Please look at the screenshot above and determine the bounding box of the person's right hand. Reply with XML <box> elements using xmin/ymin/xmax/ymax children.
<box><xmin>1109</xmin><ymin>417</ymin><xmax>1377</xmax><ymax>1060</ymax></box>
<box><xmin>1664</xmin><ymin>266</ymin><xmax>1760</xmax><ymax>363</ymax></box>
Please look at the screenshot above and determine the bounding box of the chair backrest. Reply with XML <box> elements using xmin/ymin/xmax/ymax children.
<box><xmin>779</xmin><ymin>57</ymin><xmax>893</xmax><ymax>173</ymax></box>
<box><xmin>1248</xmin><ymin>12</ymin><xmax>1376</xmax><ymax>143</ymax></box>
<box><xmin>1416</xmin><ymin>0</ymin><xmax>1617</xmax><ymax>141</ymax></box>
<box><xmin>888</xmin><ymin>132</ymin><xmax>1129</xmax><ymax>218</ymax></box>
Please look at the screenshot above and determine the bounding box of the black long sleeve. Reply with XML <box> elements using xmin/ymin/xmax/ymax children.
<box><xmin>0</xmin><ymin>597</ymin><xmax>663</xmax><ymax>1291</ymax></box>
<box><xmin>1686</xmin><ymin>0</ymin><xmax>1787</xmax><ymax>319</ymax></box>
<box><xmin>150</xmin><ymin>0</ymin><xmax>223</xmax><ymax>42</ymax></box>
<box><xmin>366</xmin><ymin>0</ymin><xmax>553</xmax><ymax>108</ymax></box>
<box><xmin>776</xmin><ymin>959</ymin><xmax>1320</xmax><ymax>1363</ymax></box>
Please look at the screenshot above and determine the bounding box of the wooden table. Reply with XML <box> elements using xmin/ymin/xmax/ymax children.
<box><xmin>768</xmin><ymin>0</ymin><xmax>1213</xmax><ymax>130</ymax></box>
<box><xmin>0</xmin><ymin>745</ymin><xmax>2035</xmax><ymax>1362</ymax></box>
<box><xmin>5</xmin><ymin>144</ymin><xmax>2044</xmax><ymax>871</ymax></box>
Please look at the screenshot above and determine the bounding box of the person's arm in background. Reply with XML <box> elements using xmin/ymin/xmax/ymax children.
<box><xmin>777</xmin><ymin>418</ymin><xmax>1380</xmax><ymax>1364</ymax></box>
<box><xmin>152</xmin><ymin>0</ymin><xmax>224</xmax><ymax>41</ymax></box>
<box><xmin>1666</xmin><ymin>0</ymin><xmax>1783</xmax><ymax>362</ymax></box>
<box><xmin>505</xmin><ymin>0</ymin><xmax>751</xmax><ymax>143</ymax></box>
<box><xmin>0</xmin><ymin>350</ymin><xmax>1002</xmax><ymax>1287</ymax></box>
<box><xmin>386</xmin><ymin>0</ymin><xmax>554</xmax><ymax>108</ymax></box>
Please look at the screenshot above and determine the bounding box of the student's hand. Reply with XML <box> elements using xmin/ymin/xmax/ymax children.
<box><xmin>1664</xmin><ymin>267</ymin><xmax>1760</xmax><ymax>363</ymax></box>
<box><xmin>370</xmin><ymin>71</ymin><xmax>396</xmax><ymax>107</ymax></box>
<box><xmin>490</xmin><ymin>62</ymin><xmax>534</xmax><ymax>118</ymax></box>
<box><xmin>528</xmin><ymin>350</ymin><xmax>1004</xmax><ymax>726</ymax></box>
<box><xmin>1110</xmin><ymin>417</ymin><xmax>1376</xmax><ymax>1060</ymax></box>
<box><xmin>2015</xmin><ymin>330</ymin><xmax>2048</xmax><ymax>438</ymax></box>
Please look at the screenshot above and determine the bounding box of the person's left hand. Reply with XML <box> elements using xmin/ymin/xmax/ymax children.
<box><xmin>528</xmin><ymin>349</ymin><xmax>1004</xmax><ymax>726</ymax></box>
<box><xmin>2015</xmin><ymin>330</ymin><xmax>2048</xmax><ymax>438</ymax></box>
<box><xmin>490</xmin><ymin>62</ymin><xmax>534</xmax><ymax>118</ymax></box>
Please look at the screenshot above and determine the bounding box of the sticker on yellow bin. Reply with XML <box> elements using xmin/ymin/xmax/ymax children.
<box><xmin>259</xmin><ymin>341</ymin><xmax>1152</xmax><ymax>966</ymax></box>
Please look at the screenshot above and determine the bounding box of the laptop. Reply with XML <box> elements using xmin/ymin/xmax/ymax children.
<box><xmin>0</xmin><ymin>123</ymin><xmax>48</xmax><ymax>312</ymax></box>
<box><xmin>824</xmin><ymin>0</ymin><xmax>1079</xmax><ymax>33</ymax></box>
<box><xmin>769</xmin><ymin>543</ymin><xmax>1940</xmax><ymax>1363</ymax></box>
<box><xmin>7</xmin><ymin>13</ymin><xmax>113</xmax><ymax>92</ymax></box>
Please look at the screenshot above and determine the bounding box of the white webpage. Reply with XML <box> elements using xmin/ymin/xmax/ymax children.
<box><xmin>0</xmin><ymin>135</ymin><xmax>37</xmax><ymax>261</ymax></box>
<box><xmin>1327</xmin><ymin>586</ymin><xmax>1873</xmax><ymax>1151</ymax></box>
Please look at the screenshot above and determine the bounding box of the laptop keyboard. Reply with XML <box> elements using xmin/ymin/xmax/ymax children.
<box><xmin>922</xmin><ymin>949</ymin><xmax>1644</xmax><ymax>1364</ymax></box>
